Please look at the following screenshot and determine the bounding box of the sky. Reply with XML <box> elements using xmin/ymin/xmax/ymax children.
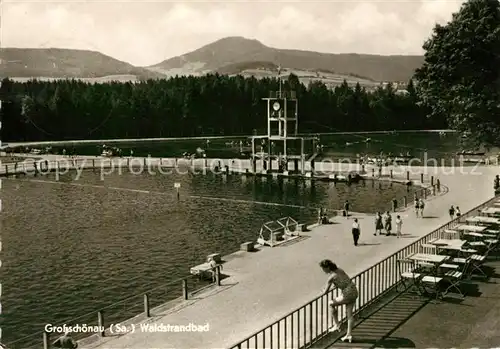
<box><xmin>1</xmin><ymin>0</ymin><xmax>464</xmax><ymax>67</ymax></box>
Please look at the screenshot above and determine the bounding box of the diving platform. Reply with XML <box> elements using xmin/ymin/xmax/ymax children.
<box><xmin>232</xmin><ymin>166</ymin><xmax>366</xmax><ymax>183</ymax></box>
<box><xmin>249</xmin><ymin>86</ymin><xmax>320</xmax><ymax>175</ymax></box>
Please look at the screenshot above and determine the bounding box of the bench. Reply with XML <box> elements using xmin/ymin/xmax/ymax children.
<box><xmin>190</xmin><ymin>262</ymin><xmax>222</xmax><ymax>280</ymax></box>
<box><xmin>240</xmin><ymin>242</ymin><xmax>255</xmax><ymax>252</ymax></box>
<box><xmin>190</xmin><ymin>262</ymin><xmax>214</xmax><ymax>279</ymax></box>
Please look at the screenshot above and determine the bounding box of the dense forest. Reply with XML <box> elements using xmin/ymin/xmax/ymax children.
<box><xmin>0</xmin><ymin>74</ymin><xmax>446</xmax><ymax>142</ymax></box>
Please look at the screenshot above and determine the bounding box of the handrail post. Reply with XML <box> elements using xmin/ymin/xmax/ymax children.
<box><xmin>182</xmin><ymin>279</ymin><xmax>188</xmax><ymax>300</ymax></box>
<box><xmin>406</xmin><ymin>171</ymin><xmax>410</xmax><ymax>180</ymax></box>
<box><xmin>216</xmin><ymin>266</ymin><xmax>221</xmax><ymax>286</ymax></box>
<box><xmin>420</xmin><ymin>173</ymin><xmax>424</xmax><ymax>183</ymax></box>
<box><xmin>390</xmin><ymin>169</ymin><xmax>393</xmax><ymax>178</ymax></box>
<box><xmin>224</xmin><ymin>195</ymin><xmax>500</xmax><ymax>349</ymax></box>
<box><xmin>97</xmin><ymin>311</ymin><xmax>105</xmax><ymax>337</ymax></box>
<box><xmin>144</xmin><ymin>294</ymin><xmax>150</xmax><ymax>317</ymax></box>
<box><xmin>43</xmin><ymin>331</ymin><xmax>50</xmax><ymax>349</ymax></box>
<box><xmin>431</xmin><ymin>176</ymin><xmax>434</xmax><ymax>186</ymax></box>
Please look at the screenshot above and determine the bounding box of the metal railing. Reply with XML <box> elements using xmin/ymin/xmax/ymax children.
<box><xmin>228</xmin><ymin>195</ymin><xmax>497</xmax><ymax>349</ymax></box>
<box><xmin>1</xmin><ymin>157</ymin><xmax>442</xmax><ymax>207</ymax></box>
<box><xmin>6</xmin><ymin>267</ymin><xmax>222</xmax><ymax>349</ymax></box>
<box><xmin>361</xmin><ymin>168</ymin><xmax>446</xmax><ymax>214</ymax></box>
<box><xmin>2</xmin><ymin>156</ymin><xmax>444</xmax><ymax>218</ymax></box>
<box><xmin>0</xmin><ymin>157</ymin><xmax>188</xmax><ymax>176</ymax></box>
<box><xmin>3</xmin><ymin>157</ymin><xmax>440</xmax><ymax>348</ymax></box>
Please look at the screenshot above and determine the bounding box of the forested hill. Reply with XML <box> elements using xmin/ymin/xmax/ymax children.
<box><xmin>0</xmin><ymin>48</ymin><xmax>163</xmax><ymax>80</ymax></box>
<box><xmin>1</xmin><ymin>38</ymin><xmax>423</xmax><ymax>82</ymax></box>
<box><xmin>0</xmin><ymin>74</ymin><xmax>446</xmax><ymax>142</ymax></box>
<box><xmin>149</xmin><ymin>36</ymin><xmax>424</xmax><ymax>82</ymax></box>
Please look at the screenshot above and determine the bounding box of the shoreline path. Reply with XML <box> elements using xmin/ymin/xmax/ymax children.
<box><xmin>4</xmin><ymin>155</ymin><xmax>498</xmax><ymax>348</ymax></box>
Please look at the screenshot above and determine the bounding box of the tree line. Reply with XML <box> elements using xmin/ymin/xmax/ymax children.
<box><xmin>0</xmin><ymin>74</ymin><xmax>443</xmax><ymax>142</ymax></box>
<box><xmin>3</xmin><ymin>0</ymin><xmax>500</xmax><ymax>146</ymax></box>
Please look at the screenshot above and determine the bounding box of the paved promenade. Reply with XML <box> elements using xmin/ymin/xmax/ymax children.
<box><xmin>320</xmin><ymin>259</ymin><xmax>500</xmax><ymax>348</ymax></box>
<box><xmin>382</xmin><ymin>261</ymin><xmax>500</xmax><ymax>348</ymax></box>
<box><xmin>62</xmin><ymin>163</ymin><xmax>496</xmax><ymax>348</ymax></box>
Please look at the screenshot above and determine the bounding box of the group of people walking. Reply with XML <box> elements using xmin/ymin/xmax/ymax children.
<box><xmin>414</xmin><ymin>198</ymin><xmax>425</xmax><ymax>218</ymax></box>
<box><xmin>448</xmin><ymin>205</ymin><xmax>461</xmax><ymax>219</ymax></box>
<box><xmin>374</xmin><ymin>211</ymin><xmax>403</xmax><ymax>237</ymax></box>
<box><xmin>351</xmin><ymin>211</ymin><xmax>403</xmax><ymax>246</ymax></box>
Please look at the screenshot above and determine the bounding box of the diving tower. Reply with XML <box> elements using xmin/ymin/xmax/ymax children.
<box><xmin>250</xmin><ymin>77</ymin><xmax>318</xmax><ymax>174</ymax></box>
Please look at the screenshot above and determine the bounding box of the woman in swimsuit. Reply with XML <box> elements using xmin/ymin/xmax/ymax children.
<box><xmin>320</xmin><ymin>259</ymin><xmax>358</xmax><ymax>343</ymax></box>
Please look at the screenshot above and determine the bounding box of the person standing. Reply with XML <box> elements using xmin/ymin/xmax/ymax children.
<box><xmin>456</xmin><ymin>206</ymin><xmax>461</xmax><ymax>217</ymax></box>
<box><xmin>318</xmin><ymin>207</ymin><xmax>323</xmax><ymax>224</ymax></box>
<box><xmin>414</xmin><ymin>197</ymin><xmax>420</xmax><ymax>218</ymax></box>
<box><xmin>351</xmin><ymin>218</ymin><xmax>360</xmax><ymax>246</ymax></box>
<box><xmin>384</xmin><ymin>211</ymin><xmax>392</xmax><ymax>236</ymax></box>
<box><xmin>207</xmin><ymin>257</ymin><xmax>222</xmax><ymax>283</ymax></box>
<box><xmin>448</xmin><ymin>206</ymin><xmax>455</xmax><ymax>220</ymax></box>
<box><xmin>374</xmin><ymin>212</ymin><xmax>383</xmax><ymax>236</ymax></box>
<box><xmin>344</xmin><ymin>200</ymin><xmax>350</xmax><ymax>217</ymax></box>
<box><xmin>395</xmin><ymin>215</ymin><xmax>403</xmax><ymax>238</ymax></box>
<box><xmin>392</xmin><ymin>198</ymin><xmax>398</xmax><ymax>212</ymax></box>
<box><xmin>419</xmin><ymin>199</ymin><xmax>425</xmax><ymax>218</ymax></box>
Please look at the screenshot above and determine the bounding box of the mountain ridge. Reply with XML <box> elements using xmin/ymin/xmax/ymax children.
<box><xmin>0</xmin><ymin>47</ymin><xmax>163</xmax><ymax>80</ymax></box>
<box><xmin>150</xmin><ymin>36</ymin><xmax>424</xmax><ymax>82</ymax></box>
<box><xmin>1</xmin><ymin>37</ymin><xmax>424</xmax><ymax>82</ymax></box>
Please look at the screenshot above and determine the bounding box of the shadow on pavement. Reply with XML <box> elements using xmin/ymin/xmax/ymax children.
<box><xmin>314</xmin><ymin>261</ymin><xmax>500</xmax><ymax>349</ymax></box>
